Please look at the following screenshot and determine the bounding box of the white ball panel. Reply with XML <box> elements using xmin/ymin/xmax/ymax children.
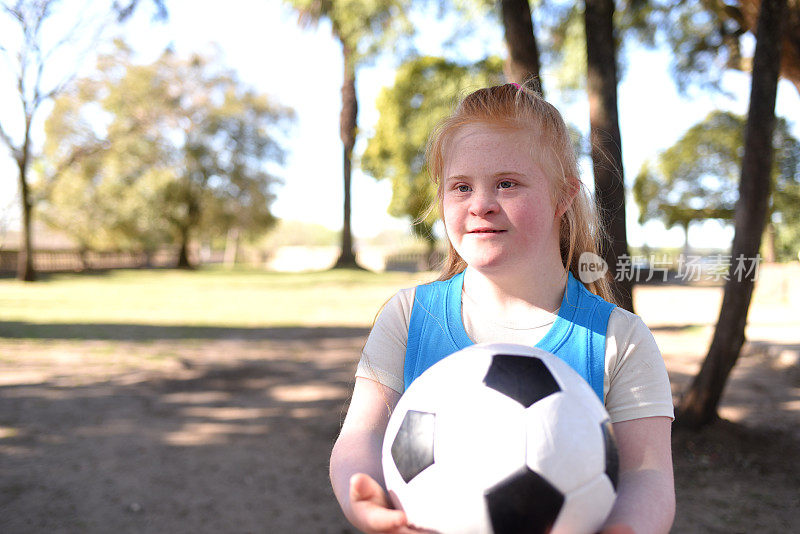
<box><xmin>434</xmin><ymin>387</ymin><xmax>527</xmax><ymax>491</ymax></box>
<box><xmin>551</xmin><ymin>475</ymin><xmax>616</xmax><ymax>534</ymax></box>
<box><xmin>530</xmin><ymin>349</ymin><xmax>610</xmax><ymax>428</ymax></box>
<box><xmin>412</xmin><ymin>347</ymin><xmax>495</xmax><ymax>390</ymax></box>
<box><xmin>525</xmin><ymin>393</ymin><xmax>605</xmax><ymax>493</ymax></box>
<box><xmin>414</xmin><ymin>488</ymin><xmax>490</xmax><ymax>534</ymax></box>
<box><xmin>397</xmin><ymin>464</ymin><xmax>459</xmax><ymax>532</ymax></box>
<box><xmin>472</xmin><ymin>342</ymin><xmax>544</xmax><ymax>358</ymax></box>
<box><xmin>391</xmin><ymin>462</ymin><xmax>492</xmax><ymax>534</ymax></box>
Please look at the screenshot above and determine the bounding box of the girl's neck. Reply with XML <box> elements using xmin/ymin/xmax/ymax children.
<box><xmin>462</xmin><ymin>263</ymin><xmax>568</xmax><ymax>314</ymax></box>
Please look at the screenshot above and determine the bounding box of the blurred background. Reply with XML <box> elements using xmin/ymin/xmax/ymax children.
<box><xmin>1</xmin><ymin>0</ymin><xmax>798</xmax><ymax>273</ymax></box>
<box><xmin>1</xmin><ymin>0</ymin><xmax>798</xmax><ymax>533</ymax></box>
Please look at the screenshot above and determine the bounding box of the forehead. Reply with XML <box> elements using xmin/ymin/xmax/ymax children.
<box><xmin>443</xmin><ymin>123</ymin><xmax>543</xmax><ymax>176</ymax></box>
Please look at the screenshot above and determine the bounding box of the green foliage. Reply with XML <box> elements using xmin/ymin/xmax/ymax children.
<box><xmin>37</xmin><ymin>42</ymin><xmax>294</xmax><ymax>253</ymax></box>
<box><xmin>509</xmin><ymin>1</ymin><xmax>627</xmax><ymax>97</ymax></box>
<box><xmin>633</xmin><ymin>110</ymin><xmax>800</xmax><ymax>258</ymax></box>
<box><xmin>361</xmin><ymin>55</ymin><xmax>504</xmax><ymax>243</ymax></box>
<box><xmin>284</xmin><ymin>0</ymin><xmax>413</xmax><ymax>64</ymax></box>
<box><xmin>770</xmin><ymin>123</ymin><xmax>800</xmax><ymax>259</ymax></box>
<box><xmin>617</xmin><ymin>0</ymin><xmax>785</xmax><ymax>94</ymax></box>
<box><xmin>536</xmin><ymin>1</ymin><xmax>586</xmax><ymax>95</ymax></box>
<box><xmin>530</xmin><ymin>0</ymin><xmax>798</xmax><ymax>97</ymax></box>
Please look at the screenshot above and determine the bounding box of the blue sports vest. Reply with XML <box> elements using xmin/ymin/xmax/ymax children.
<box><xmin>404</xmin><ymin>271</ymin><xmax>615</xmax><ymax>400</ymax></box>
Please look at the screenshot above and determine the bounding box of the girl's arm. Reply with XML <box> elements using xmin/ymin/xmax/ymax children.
<box><xmin>330</xmin><ymin>377</ymin><xmax>421</xmax><ymax>534</ymax></box>
<box><xmin>601</xmin><ymin>416</ymin><xmax>675</xmax><ymax>534</ymax></box>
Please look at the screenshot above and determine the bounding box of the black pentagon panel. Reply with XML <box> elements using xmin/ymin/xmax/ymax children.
<box><xmin>485</xmin><ymin>466</ymin><xmax>564</xmax><ymax>534</ymax></box>
<box><xmin>601</xmin><ymin>419</ymin><xmax>619</xmax><ymax>491</ymax></box>
<box><xmin>483</xmin><ymin>354</ymin><xmax>561</xmax><ymax>408</ymax></box>
<box><xmin>391</xmin><ymin>410</ymin><xmax>436</xmax><ymax>483</ymax></box>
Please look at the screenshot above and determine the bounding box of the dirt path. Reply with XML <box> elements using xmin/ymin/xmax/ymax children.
<box><xmin>0</xmin><ymin>332</ymin><xmax>362</xmax><ymax>533</ymax></box>
<box><xmin>1</xmin><ymin>270</ymin><xmax>799</xmax><ymax>533</ymax></box>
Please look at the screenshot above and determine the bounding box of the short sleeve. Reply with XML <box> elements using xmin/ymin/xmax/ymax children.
<box><xmin>604</xmin><ymin>307</ymin><xmax>675</xmax><ymax>423</ymax></box>
<box><xmin>355</xmin><ymin>287</ymin><xmax>415</xmax><ymax>394</ymax></box>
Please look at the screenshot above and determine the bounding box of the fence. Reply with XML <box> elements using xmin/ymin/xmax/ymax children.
<box><xmin>0</xmin><ymin>248</ymin><xmax>223</xmax><ymax>275</ymax></box>
<box><xmin>0</xmin><ymin>247</ymin><xmax>443</xmax><ymax>275</ymax></box>
<box><xmin>384</xmin><ymin>250</ymin><xmax>445</xmax><ymax>272</ymax></box>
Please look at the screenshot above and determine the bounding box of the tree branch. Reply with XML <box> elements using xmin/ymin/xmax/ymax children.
<box><xmin>0</xmin><ymin>121</ymin><xmax>20</xmax><ymax>157</ymax></box>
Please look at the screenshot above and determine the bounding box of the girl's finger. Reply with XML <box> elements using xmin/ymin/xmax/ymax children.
<box><xmin>349</xmin><ymin>473</ymin><xmax>386</xmax><ymax>505</ymax></box>
<box><xmin>361</xmin><ymin>504</ymin><xmax>407</xmax><ymax>532</ymax></box>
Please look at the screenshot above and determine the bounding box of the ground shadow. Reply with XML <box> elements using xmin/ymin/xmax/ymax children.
<box><xmin>667</xmin><ymin>339</ymin><xmax>800</xmax><ymax>434</ymax></box>
<box><xmin>2</xmin><ymin>321</ymin><xmax>798</xmax><ymax>533</ymax></box>
<box><xmin>0</xmin><ymin>346</ymin><xmax>362</xmax><ymax>533</ymax></box>
<box><xmin>649</xmin><ymin>323</ymin><xmax>708</xmax><ymax>332</ymax></box>
<box><xmin>671</xmin><ymin>419</ymin><xmax>800</xmax><ymax>532</ymax></box>
<box><xmin>0</xmin><ymin>321</ymin><xmax>370</xmax><ymax>342</ymax></box>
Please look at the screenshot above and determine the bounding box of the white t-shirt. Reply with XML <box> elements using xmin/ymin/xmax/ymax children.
<box><xmin>356</xmin><ymin>285</ymin><xmax>675</xmax><ymax>424</ymax></box>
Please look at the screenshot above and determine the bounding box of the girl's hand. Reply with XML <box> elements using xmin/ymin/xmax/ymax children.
<box><xmin>348</xmin><ymin>473</ymin><xmax>432</xmax><ymax>533</ymax></box>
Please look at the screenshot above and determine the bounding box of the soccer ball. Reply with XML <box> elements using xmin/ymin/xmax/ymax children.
<box><xmin>382</xmin><ymin>343</ymin><xmax>619</xmax><ymax>534</ymax></box>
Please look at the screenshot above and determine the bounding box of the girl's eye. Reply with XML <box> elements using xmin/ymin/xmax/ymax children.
<box><xmin>456</xmin><ymin>184</ymin><xmax>471</xmax><ymax>193</ymax></box>
<box><xmin>498</xmin><ymin>180</ymin><xmax>515</xmax><ymax>189</ymax></box>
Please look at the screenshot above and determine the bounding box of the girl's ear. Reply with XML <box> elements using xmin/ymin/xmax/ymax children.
<box><xmin>555</xmin><ymin>176</ymin><xmax>580</xmax><ymax>218</ymax></box>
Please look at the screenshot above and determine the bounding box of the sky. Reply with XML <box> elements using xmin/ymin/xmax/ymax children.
<box><xmin>1</xmin><ymin>0</ymin><xmax>799</xmax><ymax>250</ymax></box>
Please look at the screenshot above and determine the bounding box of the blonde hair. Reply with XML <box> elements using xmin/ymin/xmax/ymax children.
<box><xmin>425</xmin><ymin>81</ymin><xmax>617</xmax><ymax>304</ymax></box>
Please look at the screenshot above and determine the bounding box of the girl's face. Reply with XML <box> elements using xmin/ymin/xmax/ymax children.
<box><xmin>441</xmin><ymin>123</ymin><xmax>563</xmax><ymax>276</ymax></box>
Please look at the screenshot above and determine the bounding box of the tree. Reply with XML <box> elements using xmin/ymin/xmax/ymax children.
<box><xmin>38</xmin><ymin>45</ymin><xmax>293</xmax><ymax>268</ymax></box>
<box><xmin>584</xmin><ymin>0</ymin><xmax>634</xmax><ymax>312</ymax></box>
<box><xmin>285</xmin><ymin>0</ymin><xmax>412</xmax><ymax>269</ymax></box>
<box><xmin>621</xmin><ymin>0</ymin><xmax>800</xmax><ymax>95</ymax></box>
<box><xmin>633</xmin><ymin>110</ymin><xmax>800</xmax><ymax>258</ymax></box>
<box><xmin>0</xmin><ymin>0</ymin><xmax>164</xmax><ymax>281</ymax></box>
<box><xmin>676</xmin><ymin>0</ymin><xmax>788</xmax><ymax>428</ymax></box>
<box><xmin>441</xmin><ymin>0</ymin><xmax>545</xmax><ymax>88</ymax></box>
<box><xmin>499</xmin><ymin>0</ymin><xmax>544</xmax><ymax>91</ymax></box>
<box><xmin>361</xmin><ymin>56</ymin><xmax>504</xmax><ymax>263</ymax></box>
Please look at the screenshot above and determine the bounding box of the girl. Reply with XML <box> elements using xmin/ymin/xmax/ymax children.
<box><xmin>330</xmin><ymin>83</ymin><xmax>675</xmax><ymax>534</ymax></box>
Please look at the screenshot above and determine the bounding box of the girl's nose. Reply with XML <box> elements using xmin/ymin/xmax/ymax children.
<box><xmin>469</xmin><ymin>188</ymin><xmax>499</xmax><ymax>216</ymax></box>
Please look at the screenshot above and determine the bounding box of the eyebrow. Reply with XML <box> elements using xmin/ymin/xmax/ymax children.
<box><xmin>445</xmin><ymin>171</ymin><xmax>526</xmax><ymax>181</ymax></box>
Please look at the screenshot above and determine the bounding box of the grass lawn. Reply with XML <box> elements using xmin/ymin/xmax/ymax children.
<box><xmin>0</xmin><ymin>267</ymin><xmax>430</xmax><ymax>335</ymax></box>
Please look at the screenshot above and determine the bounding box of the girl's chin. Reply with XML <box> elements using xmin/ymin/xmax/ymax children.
<box><xmin>459</xmin><ymin>253</ymin><xmax>509</xmax><ymax>272</ymax></box>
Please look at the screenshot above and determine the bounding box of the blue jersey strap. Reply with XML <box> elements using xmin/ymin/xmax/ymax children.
<box><xmin>404</xmin><ymin>271</ymin><xmax>470</xmax><ymax>389</ymax></box>
<box><xmin>404</xmin><ymin>271</ymin><xmax>615</xmax><ymax>401</ymax></box>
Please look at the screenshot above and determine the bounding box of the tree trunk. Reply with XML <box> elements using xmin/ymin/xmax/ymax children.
<box><xmin>333</xmin><ymin>44</ymin><xmax>364</xmax><ymax>270</ymax></box>
<box><xmin>500</xmin><ymin>0</ymin><xmax>544</xmax><ymax>94</ymax></box>
<box><xmin>224</xmin><ymin>227</ymin><xmax>240</xmax><ymax>268</ymax></box>
<box><xmin>677</xmin><ymin>0</ymin><xmax>787</xmax><ymax>429</ymax></box>
<box><xmin>16</xmin><ymin>118</ymin><xmax>36</xmax><ymax>282</ymax></box>
<box><xmin>177</xmin><ymin>236</ymin><xmax>192</xmax><ymax>269</ymax></box>
<box><xmin>682</xmin><ymin>221</ymin><xmax>691</xmax><ymax>257</ymax></box>
<box><xmin>176</xmin><ymin>220</ymin><xmax>193</xmax><ymax>269</ymax></box>
<box><xmin>737</xmin><ymin>0</ymin><xmax>800</xmax><ymax>95</ymax></box>
<box><xmin>584</xmin><ymin>0</ymin><xmax>633</xmax><ymax>312</ymax></box>
<box><xmin>176</xmin><ymin>189</ymin><xmax>199</xmax><ymax>269</ymax></box>
<box><xmin>78</xmin><ymin>247</ymin><xmax>90</xmax><ymax>271</ymax></box>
